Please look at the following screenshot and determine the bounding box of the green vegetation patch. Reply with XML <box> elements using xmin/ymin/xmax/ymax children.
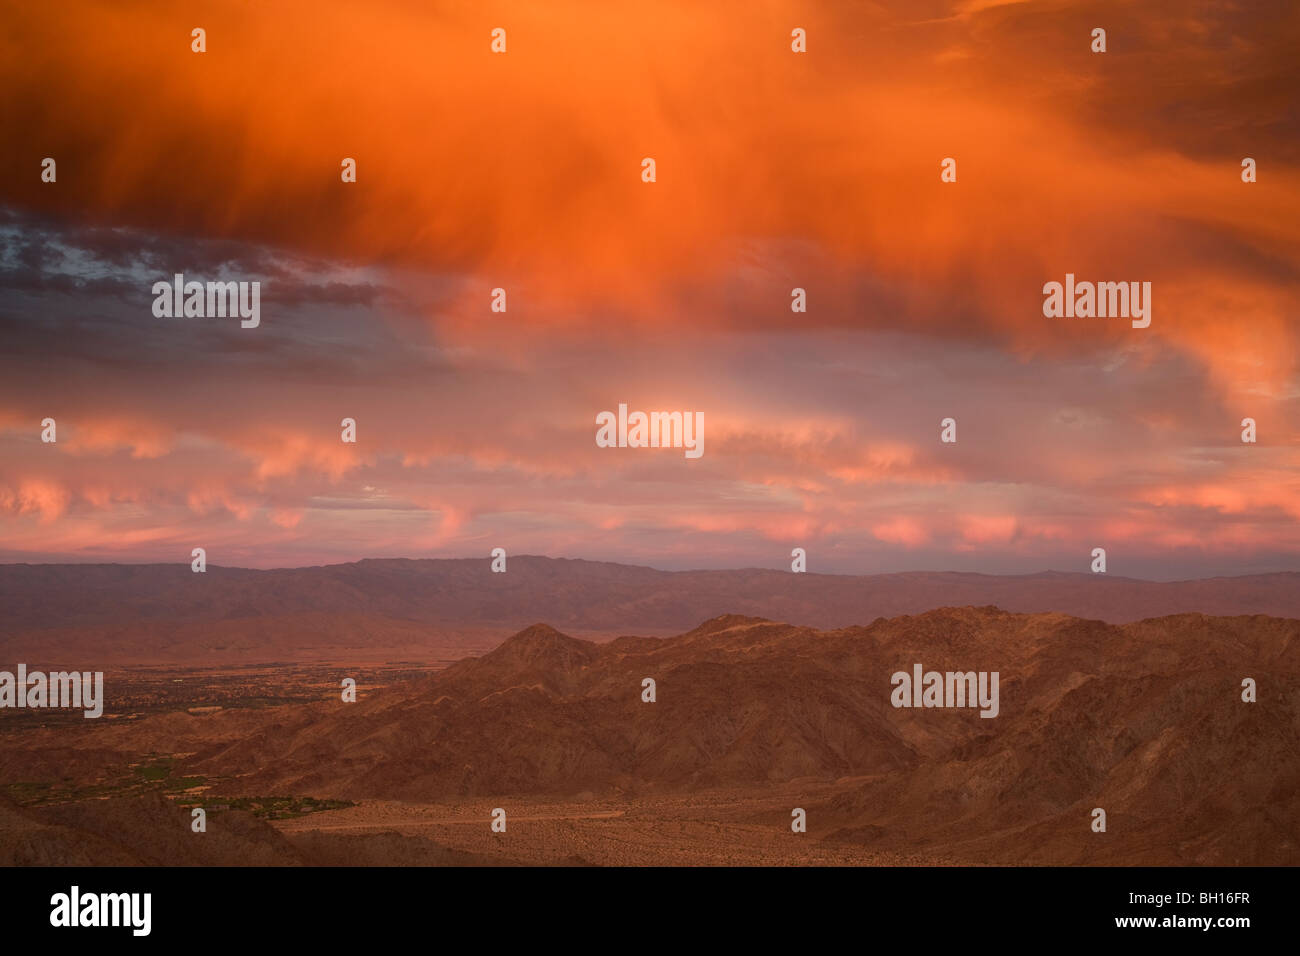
<box><xmin>190</xmin><ymin>795</ymin><xmax>355</xmax><ymax>820</ymax></box>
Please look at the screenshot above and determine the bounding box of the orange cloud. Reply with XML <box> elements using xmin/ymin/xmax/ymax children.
<box><xmin>872</xmin><ymin>517</ymin><xmax>931</xmax><ymax>547</ymax></box>
<box><xmin>0</xmin><ymin>2</ymin><xmax>1296</xmax><ymax>575</ymax></box>
<box><xmin>2</xmin><ymin>0</ymin><xmax>1296</xmax><ymax>400</ymax></box>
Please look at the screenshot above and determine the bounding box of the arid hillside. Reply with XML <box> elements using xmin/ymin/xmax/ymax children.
<box><xmin>174</xmin><ymin>608</ymin><xmax>1298</xmax><ymax>863</ymax></box>
<box><xmin>2</xmin><ymin>608</ymin><xmax>1294</xmax><ymax>865</ymax></box>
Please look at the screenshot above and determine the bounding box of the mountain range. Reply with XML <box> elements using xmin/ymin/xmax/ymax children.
<box><xmin>3</xmin><ymin>606</ymin><xmax>1295</xmax><ymax>864</ymax></box>
<box><xmin>3</xmin><ymin>557</ymin><xmax>1298</xmax><ymax>664</ymax></box>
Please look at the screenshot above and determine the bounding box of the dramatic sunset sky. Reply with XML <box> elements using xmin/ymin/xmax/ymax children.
<box><xmin>1</xmin><ymin>0</ymin><xmax>1297</xmax><ymax>577</ymax></box>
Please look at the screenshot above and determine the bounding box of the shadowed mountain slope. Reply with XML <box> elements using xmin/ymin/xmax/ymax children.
<box><xmin>141</xmin><ymin>608</ymin><xmax>1300</xmax><ymax>864</ymax></box>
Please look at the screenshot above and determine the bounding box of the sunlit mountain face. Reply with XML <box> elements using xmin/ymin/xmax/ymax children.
<box><xmin>1</xmin><ymin>1</ymin><xmax>1297</xmax><ymax>578</ymax></box>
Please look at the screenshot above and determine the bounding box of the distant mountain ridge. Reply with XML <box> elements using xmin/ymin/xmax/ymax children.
<box><xmin>1</xmin><ymin>557</ymin><xmax>1297</xmax><ymax>663</ymax></box>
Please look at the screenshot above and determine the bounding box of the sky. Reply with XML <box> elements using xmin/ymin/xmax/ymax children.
<box><xmin>0</xmin><ymin>0</ymin><xmax>1297</xmax><ymax>578</ymax></box>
